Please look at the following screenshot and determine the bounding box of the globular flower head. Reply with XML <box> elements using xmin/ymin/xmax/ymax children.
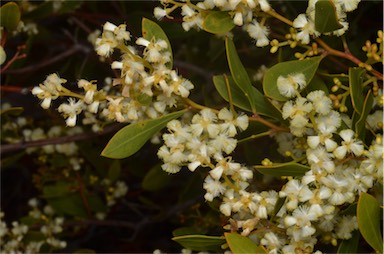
<box><xmin>58</xmin><ymin>98</ymin><xmax>84</xmax><ymax>127</ymax></box>
<box><xmin>333</xmin><ymin>129</ymin><xmax>364</xmax><ymax>159</ymax></box>
<box><xmin>277</xmin><ymin>73</ymin><xmax>307</xmax><ymax>98</ymax></box>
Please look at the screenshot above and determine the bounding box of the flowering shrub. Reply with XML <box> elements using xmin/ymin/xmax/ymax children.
<box><xmin>1</xmin><ymin>0</ymin><xmax>383</xmax><ymax>253</ymax></box>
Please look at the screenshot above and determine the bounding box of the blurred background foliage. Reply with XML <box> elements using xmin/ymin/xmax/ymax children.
<box><xmin>0</xmin><ymin>0</ymin><xmax>382</xmax><ymax>252</ymax></box>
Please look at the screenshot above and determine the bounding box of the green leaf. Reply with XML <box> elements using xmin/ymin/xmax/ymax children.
<box><xmin>357</xmin><ymin>192</ymin><xmax>383</xmax><ymax>253</ymax></box>
<box><xmin>56</xmin><ymin>1</ymin><xmax>83</xmax><ymax>14</ymax></box>
<box><xmin>272</xmin><ymin>197</ymin><xmax>286</xmax><ymax>218</ymax></box>
<box><xmin>48</xmin><ymin>194</ymin><xmax>88</xmax><ymax>218</ymax></box>
<box><xmin>349</xmin><ymin>67</ymin><xmax>366</xmax><ymax>115</ymax></box>
<box><xmin>341</xmin><ymin>203</ymin><xmax>357</xmax><ymax>216</ymax></box>
<box><xmin>142</xmin><ymin>18</ymin><xmax>173</xmax><ymax>69</ymax></box>
<box><xmin>304</xmin><ymin>75</ymin><xmax>329</xmax><ymax>95</ymax></box>
<box><xmin>0</xmin><ymin>107</ymin><xmax>24</xmax><ymax>116</ymax></box>
<box><xmin>137</xmin><ymin>93</ymin><xmax>152</xmax><ymax>106</ymax></box>
<box><xmin>107</xmin><ymin>160</ymin><xmax>121</xmax><ymax>182</ymax></box>
<box><xmin>225</xmin><ymin>233</ymin><xmax>267</xmax><ymax>254</ymax></box>
<box><xmin>0</xmin><ymin>2</ymin><xmax>21</xmax><ymax>31</ymax></box>
<box><xmin>354</xmin><ymin>90</ymin><xmax>373</xmax><ymax>141</ymax></box>
<box><xmin>24</xmin><ymin>230</ymin><xmax>46</xmax><ymax>243</ymax></box>
<box><xmin>23</xmin><ymin>1</ymin><xmax>82</xmax><ymax>20</ymax></box>
<box><xmin>43</xmin><ymin>181</ymin><xmax>76</xmax><ymax>198</ymax></box>
<box><xmin>87</xmin><ymin>194</ymin><xmax>107</xmax><ymax>213</ymax></box>
<box><xmin>213</xmin><ymin>75</ymin><xmax>252</xmax><ymax>112</ymax></box>
<box><xmin>315</xmin><ymin>0</ymin><xmax>343</xmax><ymax>33</ymax></box>
<box><xmin>254</xmin><ymin>162</ymin><xmax>310</xmax><ymax>177</ymax></box>
<box><xmin>101</xmin><ymin>110</ymin><xmax>186</xmax><ymax>159</ymax></box>
<box><xmin>213</xmin><ymin>75</ymin><xmax>282</xmax><ymax>120</ymax></box>
<box><xmin>225</xmin><ymin>38</ymin><xmax>257</xmax><ymax>113</ymax></box>
<box><xmin>22</xmin><ymin>2</ymin><xmax>53</xmax><ymax>20</ymax></box>
<box><xmin>337</xmin><ymin>230</ymin><xmax>360</xmax><ymax>254</ymax></box>
<box><xmin>172</xmin><ymin>235</ymin><xmax>225</xmax><ymax>252</ymax></box>
<box><xmin>142</xmin><ymin>164</ymin><xmax>171</xmax><ymax>191</ymax></box>
<box><xmin>263</xmin><ymin>56</ymin><xmax>323</xmax><ymax>101</ymax></box>
<box><xmin>203</xmin><ymin>11</ymin><xmax>235</xmax><ymax>34</ymax></box>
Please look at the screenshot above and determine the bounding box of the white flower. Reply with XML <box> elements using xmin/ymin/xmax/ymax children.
<box><xmin>218</xmin><ymin>108</ymin><xmax>249</xmax><ymax>136</ymax></box>
<box><xmin>233</xmin><ymin>12</ymin><xmax>243</xmax><ymax>26</ymax></box>
<box><xmin>335</xmin><ymin>215</ymin><xmax>358</xmax><ymax>239</ymax></box>
<box><xmin>203</xmin><ymin>176</ymin><xmax>226</xmax><ymax>201</ymax></box>
<box><xmin>114</xmin><ymin>24</ymin><xmax>130</xmax><ymax>41</ymax></box>
<box><xmin>103</xmin><ymin>22</ymin><xmax>117</xmax><ymax>32</ymax></box>
<box><xmin>277</xmin><ymin>73</ymin><xmax>306</xmax><ymax>98</ymax></box>
<box><xmin>246</xmin><ymin>20</ymin><xmax>269</xmax><ymax>47</ymax></box>
<box><xmin>78</xmin><ymin>79</ymin><xmax>97</xmax><ymax>104</ymax></box>
<box><xmin>333</xmin><ymin>129</ymin><xmax>364</xmax><ymax>159</ymax></box>
<box><xmin>32</xmin><ymin>74</ymin><xmax>66</xmax><ymax>109</ymax></box>
<box><xmin>307</xmin><ymin>90</ymin><xmax>332</xmax><ymax>115</ymax></box>
<box><xmin>58</xmin><ymin>98</ymin><xmax>84</xmax><ymax>126</ymax></box>
<box><xmin>154</xmin><ymin>7</ymin><xmax>167</xmax><ymax>20</ymax></box>
<box><xmin>161</xmin><ymin>162</ymin><xmax>181</xmax><ymax>174</ymax></box>
<box><xmin>258</xmin><ymin>0</ymin><xmax>271</xmax><ymax>11</ymax></box>
<box><xmin>366</xmin><ymin>110</ymin><xmax>383</xmax><ymax>131</ymax></box>
<box><xmin>209</xmin><ymin>134</ymin><xmax>237</xmax><ymax>154</ymax></box>
<box><xmin>190</xmin><ymin>109</ymin><xmax>220</xmax><ymax>138</ymax></box>
<box><xmin>336</xmin><ymin>0</ymin><xmax>361</xmax><ymax>12</ymax></box>
<box><xmin>293</xmin><ymin>14</ymin><xmax>317</xmax><ymax>44</ymax></box>
<box><xmin>181</xmin><ymin>5</ymin><xmax>195</xmax><ymax>17</ymax></box>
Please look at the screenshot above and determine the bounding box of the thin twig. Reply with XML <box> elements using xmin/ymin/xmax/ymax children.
<box><xmin>174</xmin><ymin>60</ymin><xmax>213</xmax><ymax>83</ymax></box>
<box><xmin>3</xmin><ymin>44</ymin><xmax>91</xmax><ymax>74</ymax></box>
<box><xmin>0</xmin><ymin>123</ymin><xmax>125</xmax><ymax>155</ymax></box>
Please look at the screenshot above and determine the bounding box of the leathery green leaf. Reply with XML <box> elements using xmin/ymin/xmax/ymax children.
<box><xmin>303</xmin><ymin>75</ymin><xmax>329</xmax><ymax>95</ymax></box>
<box><xmin>0</xmin><ymin>2</ymin><xmax>21</xmax><ymax>31</ymax></box>
<box><xmin>254</xmin><ymin>162</ymin><xmax>310</xmax><ymax>177</ymax></box>
<box><xmin>172</xmin><ymin>235</ymin><xmax>225</xmax><ymax>252</ymax></box>
<box><xmin>315</xmin><ymin>0</ymin><xmax>343</xmax><ymax>33</ymax></box>
<box><xmin>337</xmin><ymin>230</ymin><xmax>359</xmax><ymax>254</ymax></box>
<box><xmin>225</xmin><ymin>38</ymin><xmax>257</xmax><ymax>113</ymax></box>
<box><xmin>48</xmin><ymin>194</ymin><xmax>87</xmax><ymax>218</ymax></box>
<box><xmin>357</xmin><ymin>192</ymin><xmax>383</xmax><ymax>253</ymax></box>
<box><xmin>349</xmin><ymin>67</ymin><xmax>366</xmax><ymax>115</ymax></box>
<box><xmin>225</xmin><ymin>233</ymin><xmax>267</xmax><ymax>254</ymax></box>
<box><xmin>107</xmin><ymin>160</ymin><xmax>121</xmax><ymax>182</ymax></box>
<box><xmin>142</xmin><ymin>164</ymin><xmax>171</xmax><ymax>191</ymax></box>
<box><xmin>213</xmin><ymin>75</ymin><xmax>252</xmax><ymax>112</ymax></box>
<box><xmin>101</xmin><ymin>110</ymin><xmax>186</xmax><ymax>159</ymax></box>
<box><xmin>263</xmin><ymin>56</ymin><xmax>322</xmax><ymax>101</ymax></box>
<box><xmin>213</xmin><ymin>75</ymin><xmax>282</xmax><ymax>120</ymax></box>
<box><xmin>142</xmin><ymin>18</ymin><xmax>173</xmax><ymax>69</ymax></box>
<box><xmin>203</xmin><ymin>11</ymin><xmax>235</xmax><ymax>34</ymax></box>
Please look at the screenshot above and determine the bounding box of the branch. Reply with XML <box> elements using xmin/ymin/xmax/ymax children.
<box><xmin>316</xmin><ymin>38</ymin><xmax>383</xmax><ymax>80</ymax></box>
<box><xmin>174</xmin><ymin>59</ymin><xmax>213</xmax><ymax>83</ymax></box>
<box><xmin>0</xmin><ymin>123</ymin><xmax>125</xmax><ymax>155</ymax></box>
<box><xmin>3</xmin><ymin>44</ymin><xmax>91</xmax><ymax>74</ymax></box>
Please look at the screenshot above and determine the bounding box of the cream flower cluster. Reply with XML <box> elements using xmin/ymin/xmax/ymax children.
<box><xmin>22</xmin><ymin>126</ymin><xmax>84</xmax><ymax>170</ymax></box>
<box><xmin>154</xmin><ymin>0</ymin><xmax>271</xmax><ymax>47</ymax></box>
<box><xmin>293</xmin><ymin>0</ymin><xmax>361</xmax><ymax>44</ymax></box>
<box><xmin>32</xmin><ymin>22</ymin><xmax>194</xmax><ymax>127</ymax></box>
<box><xmin>253</xmin><ymin>72</ymin><xmax>384</xmax><ymax>253</ymax></box>
<box><xmin>0</xmin><ymin>200</ymin><xmax>66</xmax><ymax>254</ymax></box>
<box><xmin>158</xmin><ymin>108</ymin><xmax>248</xmax><ymax>174</ymax></box>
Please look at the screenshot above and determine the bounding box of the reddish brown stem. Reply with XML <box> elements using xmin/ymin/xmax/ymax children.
<box><xmin>249</xmin><ymin>114</ymin><xmax>290</xmax><ymax>133</ymax></box>
<box><xmin>316</xmin><ymin>38</ymin><xmax>383</xmax><ymax>80</ymax></box>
